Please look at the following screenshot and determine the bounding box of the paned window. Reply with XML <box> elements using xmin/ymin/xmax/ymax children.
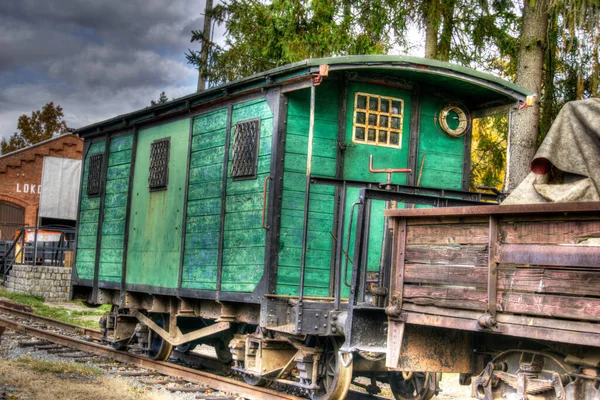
<box><xmin>353</xmin><ymin>92</ymin><xmax>404</xmax><ymax>148</ymax></box>
<box><xmin>231</xmin><ymin>118</ymin><xmax>260</xmax><ymax>180</ymax></box>
<box><xmin>87</xmin><ymin>153</ymin><xmax>103</xmax><ymax>196</ymax></box>
<box><xmin>148</xmin><ymin>138</ymin><xmax>170</xmax><ymax>190</ymax></box>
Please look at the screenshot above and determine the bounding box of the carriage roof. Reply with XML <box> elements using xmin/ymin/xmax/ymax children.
<box><xmin>75</xmin><ymin>55</ymin><xmax>533</xmax><ymax>137</ymax></box>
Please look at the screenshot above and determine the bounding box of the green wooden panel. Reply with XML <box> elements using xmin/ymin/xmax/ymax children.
<box><xmin>104</xmin><ymin>193</ymin><xmax>127</xmax><ymax>208</ymax></box>
<box><xmin>185</xmin><ymin>232</ymin><xmax>219</xmax><ymax>249</ymax></box>
<box><xmin>278</xmin><ymin>247</ymin><xmax>332</xmax><ymax>269</ymax></box>
<box><xmin>79</xmin><ymin>196</ymin><xmax>100</xmax><ymax>211</ymax></box>
<box><xmin>280</xmin><ymin>190</ymin><xmax>335</xmax><ymax>213</ymax></box>
<box><xmin>100</xmin><ymin>235</ymin><xmax>125</xmax><ymax>249</ymax></box>
<box><xmin>188</xmin><ymin>164</ymin><xmax>223</xmax><ymax>184</ymax></box>
<box><xmin>224</xmin><ymin>210</ymin><xmax>262</xmax><ymax>231</ymax></box>
<box><xmin>225</xmin><ymin>193</ymin><xmax>263</xmax><ymax>213</ymax></box>
<box><xmin>126</xmin><ymin>119</ymin><xmax>189</xmax><ymax>288</ymax></box>
<box><xmin>110</xmin><ymin>135</ymin><xmax>133</xmax><ymax>152</ymax></box>
<box><xmin>188</xmin><ymin>182</ymin><xmax>223</xmax><ymax>200</ymax></box>
<box><xmin>187</xmin><ymin>198</ymin><xmax>221</xmax><ymax>217</ymax></box>
<box><xmin>191</xmin><ymin>129</ymin><xmax>227</xmax><ymax>151</ymax></box>
<box><xmin>221</xmin><ymin>265</ymin><xmax>262</xmax><ymax>285</ymax></box>
<box><xmin>185</xmin><ymin>215</ymin><xmax>220</xmax><ymax>233</ymax></box>
<box><xmin>193</xmin><ymin>109</ymin><xmax>228</xmax><ymax>134</ymax></box>
<box><xmin>183</xmin><ymin>249</ymin><xmax>218</xmax><ymax>266</ymax></box>
<box><xmin>108</xmin><ymin>149</ymin><xmax>132</xmax><ymax>166</ymax></box>
<box><xmin>79</xmin><ymin>209</ymin><xmax>99</xmax><ymax>223</ymax></box>
<box><xmin>223</xmin><ymin>229</ymin><xmax>265</xmax><ymax>248</ymax></box>
<box><xmin>277</xmin><ymin>266</ymin><xmax>331</xmax><ymax>287</ymax></box>
<box><xmin>107</xmin><ymin>164</ymin><xmax>130</xmax><ymax>181</ymax></box>
<box><xmin>78</xmin><ymin>222</ymin><xmax>98</xmax><ymax>236</ymax></box>
<box><xmin>77</xmin><ymin>235</ymin><xmax>97</xmax><ymax>249</ymax></box>
<box><xmin>218</xmin><ymin>99</ymin><xmax>272</xmax><ymax>293</ymax></box>
<box><xmin>182</xmin><ymin>281</ymin><xmax>217</xmax><ymax>290</ymax></box>
<box><xmin>98</xmin><ymin>133</ymin><xmax>134</xmax><ymax>284</ymax></box>
<box><xmin>276</xmin><ymin>83</ymin><xmax>339</xmax><ymax>297</ymax></box>
<box><xmin>102</xmin><ymin>220</ymin><xmax>125</xmax><ymax>235</ymax></box>
<box><xmin>105</xmin><ymin>178</ymin><xmax>129</xmax><ymax>194</ymax></box>
<box><xmin>103</xmin><ymin>207</ymin><xmax>126</xmax><ymax>222</ymax></box>
<box><xmin>191</xmin><ymin>147</ymin><xmax>225</xmax><ymax>168</ymax></box>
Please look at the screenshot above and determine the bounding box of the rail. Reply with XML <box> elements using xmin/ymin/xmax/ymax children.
<box><xmin>0</xmin><ymin>303</ymin><xmax>304</xmax><ymax>400</ymax></box>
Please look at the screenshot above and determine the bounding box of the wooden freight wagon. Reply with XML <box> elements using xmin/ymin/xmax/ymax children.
<box><xmin>368</xmin><ymin>201</ymin><xmax>600</xmax><ymax>399</ymax></box>
<box><xmin>72</xmin><ymin>55</ymin><xmax>532</xmax><ymax>399</ymax></box>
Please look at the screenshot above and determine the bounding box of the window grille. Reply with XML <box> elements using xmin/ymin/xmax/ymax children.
<box><xmin>231</xmin><ymin>118</ymin><xmax>260</xmax><ymax>179</ymax></box>
<box><xmin>87</xmin><ymin>153</ymin><xmax>103</xmax><ymax>196</ymax></box>
<box><xmin>353</xmin><ymin>92</ymin><xmax>404</xmax><ymax>148</ymax></box>
<box><xmin>148</xmin><ymin>138</ymin><xmax>170</xmax><ymax>190</ymax></box>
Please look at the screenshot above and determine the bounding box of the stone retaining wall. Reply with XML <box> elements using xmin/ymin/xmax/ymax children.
<box><xmin>4</xmin><ymin>265</ymin><xmax>71</xmax><ymax>301</ymax></box>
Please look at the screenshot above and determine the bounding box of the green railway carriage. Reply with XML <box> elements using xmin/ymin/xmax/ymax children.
<box><xmin>72</xmin><ymin>56</ymin><xmax>530</xmax><ymax>399</ymax></box>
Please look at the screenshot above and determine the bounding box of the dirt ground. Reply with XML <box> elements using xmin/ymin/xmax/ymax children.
<box><xmin>0</xmin><ymin>359</ymin><xmax>175</xmax><ymax>400</ymax></box>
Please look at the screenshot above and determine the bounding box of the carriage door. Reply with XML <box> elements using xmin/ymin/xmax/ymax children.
<box><xmin>340</xmin><ymin>83</ymin><xmax>411</xmax><ymax>298</ymax></box>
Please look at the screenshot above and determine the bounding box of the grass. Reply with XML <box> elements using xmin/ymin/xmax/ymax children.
<box><xmin>0</xmin><ymin>288</ymin><xmax>106</xmax><ymax>329</ymax></box>
<box><xmin>16</xmin><ymin>356</ymin><xmax>100</xmax><ymax>375</ymax></box>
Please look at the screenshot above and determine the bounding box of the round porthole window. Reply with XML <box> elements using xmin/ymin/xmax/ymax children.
<box><xmin>437</xmin><ymin>104</ymin><xmax>470</xmax><ymax>137</ymax></box>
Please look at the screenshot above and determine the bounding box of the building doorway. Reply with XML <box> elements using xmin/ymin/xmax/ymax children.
<box><xmin>0</xmin><ymin>201</ymin><xmax>25</xmax><ymax>240</ymax></box>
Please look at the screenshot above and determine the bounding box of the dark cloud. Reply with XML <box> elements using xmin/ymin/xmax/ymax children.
<box><xmin>0</xmin><ymin>0</ymin><xmax>223</xmax><ymax>141</ymax></box>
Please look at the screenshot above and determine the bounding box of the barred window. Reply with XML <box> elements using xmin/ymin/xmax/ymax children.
<box><xmin>353</xmin><ymin>92</ymin><xmax>404</xmax><ymax>148</ymax></box>
<box><xmin>87</xmin><ymin>153</ymin><xmax>103</xmax><ymax>196</ymax></box>
<box><xmin>231</xmin><ymin>118</ymin><xmax>260</xmax><ymax>180</ymax></box>
<box><xmin>148</xmin><ymin>138</ymin><xmax>170</xmax><ymax>190</ymax></box>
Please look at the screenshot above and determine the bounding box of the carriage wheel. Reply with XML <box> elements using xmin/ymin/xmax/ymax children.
<box><xmin>147</xmin><ymin>313</ymin><xmax>173</xmax><ymax>361</ymax></box>
<box><xmin>310</xmin><ymin>338</ymin><xmax>353</xmax><ymax>400</ymax></box>
<box><xmin>214</xmin><ymin>340</ymin><xmax>233</xmax><ymax>364</ymax></box>
<box><xmin>389</xmin><ymin>371</ymin><xmax>438</xmax><ymax>400</ymax></box>
<box><xmin>243</xmin><ymin>374</ymin><xmax>269</xmax><ymax>387</ymax></box>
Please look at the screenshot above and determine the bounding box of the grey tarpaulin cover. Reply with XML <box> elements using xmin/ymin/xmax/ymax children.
<box><xmin>503</xmin><ymin>98</ymin><xmax>600</xmax><ymax>204</ymax></box>
<box><xmin>38</xmin><ymin>156</ymin><xmax>82</xmax><ymax>220</ymax></box>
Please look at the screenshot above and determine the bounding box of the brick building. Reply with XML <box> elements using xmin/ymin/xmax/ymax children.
<box><xmin>0</xmin><ymin>135</ymin><xmax>83</xmax><ymax>240</ymax></box>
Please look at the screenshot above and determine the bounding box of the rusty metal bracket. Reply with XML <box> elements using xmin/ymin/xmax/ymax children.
<box><xmin>134</xmin><ymin>312</ymin><xmax>230</xmax><ymax>346</ymax></box>
<box><xmin>369</xmin><ymin>155</ymin><xmax>411</xmax><ymax>185</ymax></box>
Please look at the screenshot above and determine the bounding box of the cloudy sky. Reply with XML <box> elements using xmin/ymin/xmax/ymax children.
<box><xmin>0</xmin><ymin>0</ymin><xmax>221</xmax><ymax>141</ymax></box>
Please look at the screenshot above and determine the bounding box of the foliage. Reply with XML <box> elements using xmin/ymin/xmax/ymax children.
<box><xmin>150</xmin><ymin>91</ymin><xmax>169</xmax><ymax>106</ymax></box>
<box><xmin>0</xmin><ymin>288</ymin><xmax>103</xmax><ymax>329</ymax></box>
<box><xmin>0</xmin><ymin>102</ymin><xmax>70</xmax><ymax>155</ymax></box>
<box><xmin>470</xmin><ymin>115</ymin><xmax>508</xmax><ymax>190</ymax></box>
<box><xmin>186</xmin><ymin>0</ymin><xmax>401</xmax><ymax>85</ymax></box>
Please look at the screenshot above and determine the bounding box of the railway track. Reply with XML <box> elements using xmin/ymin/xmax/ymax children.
<box><xmin>0</xmin><ymin>302</ymin><xmax>303</xmax><ymax>400</ymax></box>
<box><xmin>0</xmin><ymin>302</ymin><xmax>386</xmax><ymax>400</ymax></box>
<box><xmin>0</xmin><ymin>301</ymin><xmax>387</xmax><ymax>400</ymax></box>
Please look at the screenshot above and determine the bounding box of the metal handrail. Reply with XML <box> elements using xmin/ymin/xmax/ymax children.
<box><xmin>1</xmin><ymin>226</ymin><xmax>76</xmax><ymax>284</ymax></box>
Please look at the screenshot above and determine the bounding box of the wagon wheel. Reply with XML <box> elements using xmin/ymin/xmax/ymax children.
<box><xmin>214</xmin><ymin>340</ymin><xmax>233</xmax><ymax>364</ymax></box>
<box><xmin>310</xmin><ymin>338</ymin><xmax>353</xmax><ymax>400</ymax></box>
<box><xmin>389</xmin><ymin>371</ymin><xmax>438</xmax><ymax>400</ymax></box>
<box><xmin>243</xmin><ymin>374</ymin><xmax>269</xmax><ymax>387</ymax></box>
<box><xmin>147</xmin><ymin>313</ymin><xmax>173</xmax><ymax>362</ymax></box>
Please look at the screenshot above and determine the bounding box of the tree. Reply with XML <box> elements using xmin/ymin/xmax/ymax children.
<box><xmin>186</xmin><ymin>0</ymin><xmax>398</xmax><ymax>86</ymax></box>
<box><xmin>150</xmin><ymin>92</ymin><xmax>169</xmax><ymax>106</ymax></box>
<box><xmin>197</xmin><ymin>0</ymin><xmax>214</xmax><ymax>91</ymax></box>
<box><xmin>1</xmin><ymin>102</ymin><xmax>70</xmax><ymax>155</ymax></box>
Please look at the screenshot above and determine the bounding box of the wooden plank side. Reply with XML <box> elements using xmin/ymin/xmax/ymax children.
<box><xmin>406</xmin><ymin>223</ymin><xmax>489</xmax><ymax>245</ymax></box>
<box><xmin>403</xmin><ymin>285</ymin><xmax>600</xmax><ymax>322</ymax></box>
<box><xmin>405</xmin><ymin>265</ymin><xmax>600</xmax><ymax>297</ymax></box>
<box><xmin>500</xmin><ymin>220</ymin><xmax>600</xmax><ymax>244</ymax></box>
<box><xmin>405</xmin><ymin>244</ymin><xmax>488</xmax><ymax>266</ymax></box>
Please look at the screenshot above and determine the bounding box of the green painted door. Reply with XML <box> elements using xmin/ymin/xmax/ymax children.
<box><xmin>126</xmin><ymin>119</ymin><xmax>190</xmax><ymax>289</ymax></box>
<box><xmin>341</xmin><ymin>82</ymin><xmax>412</xmax><ymax>296</ymax></box>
